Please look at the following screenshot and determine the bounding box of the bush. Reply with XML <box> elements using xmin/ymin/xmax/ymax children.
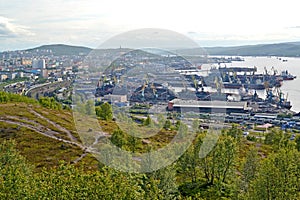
<box><xmin>39</xmin><ymin>97</ymin><xmax>62</xmax><ymax>110</ymax></box>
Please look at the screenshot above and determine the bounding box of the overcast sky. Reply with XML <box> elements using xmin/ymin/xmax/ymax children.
<box><xmin>1</xmin><ymin>0</ymin><xmax>300</xmax><ymax>51</ymax></box>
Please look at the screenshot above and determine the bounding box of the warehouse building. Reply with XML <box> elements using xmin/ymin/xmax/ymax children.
<box><xmin>168</xmin><ymin>99</ymin><xmax>249</xmax><ymax>114</ymax></box>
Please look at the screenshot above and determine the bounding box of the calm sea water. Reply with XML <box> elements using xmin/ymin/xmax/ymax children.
<box><xmin>223</xmin><ymin>56</ymin><xmax>300</xmax><ymax>113</ymax></box>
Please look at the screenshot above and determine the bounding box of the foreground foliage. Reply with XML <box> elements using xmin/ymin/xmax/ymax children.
<box><xmin>1</xmin><ymin>92</ymin><xmax>300</xmax><ymax>199</ymax></box>
<box><xmin>1</xmin><ymin>128</ymin><xmax>300</xmax><ymax>199</ymax></box>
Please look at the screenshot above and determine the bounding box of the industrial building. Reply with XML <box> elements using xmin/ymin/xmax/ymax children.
<box><xmin>168</xmin><ymin>99</ymin><xmax>249</xmax><ymax>113</ymax></box>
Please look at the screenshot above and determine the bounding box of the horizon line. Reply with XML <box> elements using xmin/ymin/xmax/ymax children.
<box><xmin>1</xmin><ymin>40</ymin><xmax>300</xmax><ymax>53</ymax></box>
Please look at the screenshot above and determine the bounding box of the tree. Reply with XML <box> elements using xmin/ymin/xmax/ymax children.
<box><xmin>175</xmin><ymin>120</ymin><xmax>181</xmax><ymax>130</ymax></box>
<box><xmin>0</xmin><ymin>140</ymin><xmax>33</xmax><ymax>199</ymax></box>
<box><xmin>178</xmin><ymin>145</ymin><xmax>198</xmax><ymax>183</ymax></box>
<box><xmin>247</xmin><ymin>148</ymin><xmax>300</xmax><ymax>199</ymax></box>
<box><xmin>96</xmin><ymin>102</ymin><xmax>113</xmax><ymax>121</ymax></box>
<box><xmin>127</xmin><ymin>131</ymin><xmax>142</xmax><ymax>153</ymax></box>
<box><xmin>33</xmin><ymin>164</ymin><xmax>144</xmax><ymax>199</ymax></box>
<box><xmin>295</xmin><ymin>135</ymin><xmax>300</xmax><ymax>151</ymax></box>
<box><xmin>239</xmin><ymin>147</ymin><xmax>259</xmax><ymax>195</ymax></box>
<box><xmin>139</xmin><ymin>174</ymin><xmax>163</xmax><ymax>200</ymax></box>
<box><xmin>85</xmin><ymin>99</ymin><xmax>95</xmax><ymax>115</ymax></box>
<box><xmin>264</xmin><ymin>128</ymin><xmax>290</xmax><ymax>150</ymax></box>
<box><xmin>177</xmin><ymin>133</ymin><xmax>204</xmax><ymax>183</ymax></box>
<box><xmin>110</xmin><ymin>129</ymin><xmax>127</xmax><ymax>149</ymax></box>
<box><xmin>154</xmin><ymin>165</ymin><xmax>179</xmax><ymax>199</ymax></box>
<box><xmin>143</xmin><ymin>115</ymin><xmax>153</xmax><ymax>127</ymax></box>
<box><xmin>95</xmin><ymin>105</ymin><xmax>102</xmax><ymax>117</ymax></box>
<box><xmin>225</xmin><ymin>124</ymin><xmax>242</xmax><ymax>140</ymax></box>
<box><xmin>199</xmin><ymin>135</ymin><xmax>237</xmax><ymax>186</ymax></box>
<box><xmin>39</xmin><ymin>97</ymin><xmax>62</xmax><ymax>110</ymax></box>
<box><xmin>0</xmin><ymin>91</ymin><xmax>37</xmax><ymax>104</ymax></box>
<box><xmin>0</xmin><ymin>92</ymin><xmax>8</xmax><ymax>103</ymax></box>
<box><xmin>163</xmin><ymin>119</ymin><xmax>172</xmax><ymax>130</ymax></box>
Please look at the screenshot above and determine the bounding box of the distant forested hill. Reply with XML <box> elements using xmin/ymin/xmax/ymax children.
<box><xmin>26</xmin><ymin>44</ymin><xmax>93</xmax><ymax>56</ymax></box>
<box><xmin>205</xmin><ymin>42</ymin><xmax>300</xmax><ymax>57</ymax></box>
<box><xmin>2</xmin><ymin>41</ymin><xmax>300</xmax><ymax>57</ymax></box>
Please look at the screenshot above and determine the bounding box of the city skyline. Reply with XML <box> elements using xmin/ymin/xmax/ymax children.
<box><xmin>1</xmin><ymin>0</ymin><xmax>300</xmax><ymax>51</ymax></box>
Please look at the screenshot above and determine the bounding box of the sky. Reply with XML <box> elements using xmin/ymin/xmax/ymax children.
<box><xmin>1</xmin><ymin>0</ymin><xmax>300</xmax><ymax>51</ymax></box>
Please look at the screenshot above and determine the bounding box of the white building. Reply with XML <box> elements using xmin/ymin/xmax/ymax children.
<box><xmin>8</xmin><ymin>73</ymin><xmax>17</xmax><ymax>80</ymax></box>
<box><xmin>102</xmin><ymin>94</ymin><xmax>127</xmax><ymax>103</ymax></box>
<box><xmin>0</xmin><ymin>74</ymin><xmax>8</xmax><ymax>81</ymax></box>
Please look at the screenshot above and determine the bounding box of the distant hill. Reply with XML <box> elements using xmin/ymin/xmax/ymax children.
<box><xmin>204</xmin><ymin>42</ymin><xmax>300</xmax><ymax>57</ymax></box>
<box><xmin>26</xmin><ymin>44</ymin><xmax>93</xmax><ymax>56</ymax></box>
<box><xmin>3</xmin><ymin>41</ymin><xmax>300</xmax><ymax>57</ymax></box>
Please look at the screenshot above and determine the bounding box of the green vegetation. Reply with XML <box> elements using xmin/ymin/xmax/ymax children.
<box><xmin>0</xmin><ymin>91</ymin><xmax>67</xmax><ymax>110</ymax></box>
<box><xmin>0</xmin><ymin>91</ymin><xmax>37</xmax><ymax>104</ymax></box>
<box><xmin>1</xmin><ymin>92</ymin><xmax>300</xmax><ymax>199</ymax></box>
<box><xmin>205</xmin><ymin>42</ymin><xmax>300</xmax><ymax>57</ymax></box>
<box><xmin>26</xmin><ymin>44</ymin><xmax>92</xmax><ymax>56</ymax></box>
<box><xmin>0</xmin><ymin>91</ymin><xmax>71</xmax><ymax>111</ymax></box>
<box><xmin>3</xmin><ymin>125</ymin><xmax>299</xmax><ymax>199</ymax></box>
<box><xmin>35</xmin><ymin>77</ymin><xmax>48</xmax><ymax>84</ymax></box>
<box><xmin>0</xmin><ymin>102</ymin><xmax>98</xmax><ymax>171</ymax></box>
<box><xmin>95</xmin><ymin>102</ymin><xmax>113</xmax><ymax>120</ymax></box>
<box><xmin>0</xmin><ymin>140</ymin><xmax>145</xmax><ymax>199</ymax></box>
<box><xmin>39</xmin><ymin>97</ymin><xmax>62</xmax><ymax>110</ymax></box>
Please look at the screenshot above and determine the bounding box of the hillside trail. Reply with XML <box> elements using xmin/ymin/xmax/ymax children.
<box><xmin>29</xmin><ymin>109</ymin><xmax>78</xmax><ymax>142</ymax></box>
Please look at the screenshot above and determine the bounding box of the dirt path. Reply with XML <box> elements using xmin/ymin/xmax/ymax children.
<box><xmin>5</xmin><ymin>116</ymin><xmax>60</xmax><ymax>135</ymax></box>
<box><xmin>71</xmin><ymin>153</ymin><xmax>87</xmax><ymax>164</ymax></box>
<box><xmin>0</xmin><ymin>118</ymin><xmax>85</xmax><ymax>150</ymax></box>
<box><xmin>0</xmin><ymin>108</ymin><xmax>108</xmax><ymax>164</ymax></box>
<box><xmin>29</xmin><ymin>109</ymin><xmax>78</xmax><ymax>142</ymax></box>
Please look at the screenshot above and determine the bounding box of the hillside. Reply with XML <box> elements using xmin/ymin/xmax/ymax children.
<box><xmin>2</xmin><ymin>41</ymin><xmax>299</xmax><ymax>57</ymax></box>
<box><xmin>0</xmin><ymin>93</ymin><xmax>175</xmax><ymax>170</ymax></box>
<box><xmin>0</xmin><ymin>101</ymin><xmax>99</xmax><ymax>171</ymax></box>
<box><xmin>205</xmin><ymin>42</ymin><xmax>300</xmax><ymax>57</ymax></box>
<box><xmin>1</xmin><ymin>92</ymin><xmax>300</xmax><ymax>199</ymax></box>
<box><xmin>26</xmin><ymin>44</ymin><xmax>93</xmax><ymax>56</ymax></box>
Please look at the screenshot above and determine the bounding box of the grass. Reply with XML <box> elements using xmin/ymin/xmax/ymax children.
<box><xmin>0</xmin><ymin>102</ymin><xmax>177</xmax><ymax>169</ymax></box>
<box><xmin>0</xmin><ymin>101</ymin><xmax>276</xmax><ymax>173</ymax></box>
<box><xmin>0</xmin><ymin>122</ymin><xmax>82</xmax><ymax>169</ymax></box>
<box><xmin>0</xmin><ymin>103</ymin><xmax>99</xmax><ymax>171</ymax></box>
<box><xmin>0</xmin><ymin>103</ymin><xmax>73</xmax><ymax>140</ymax></box>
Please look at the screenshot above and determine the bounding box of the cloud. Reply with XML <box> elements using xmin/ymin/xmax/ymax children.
<box><xmin>0</xmin><ymin>16</ymin><xmax>35</xmax><ymax>38</ymax></box>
